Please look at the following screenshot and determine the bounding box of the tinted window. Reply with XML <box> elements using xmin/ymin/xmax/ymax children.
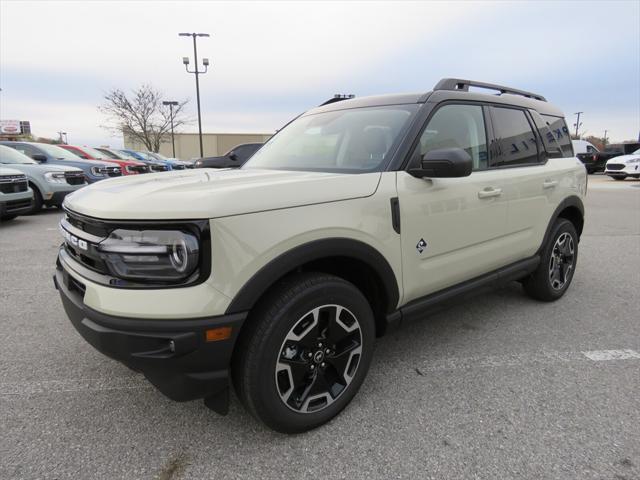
<box><xmin>491</xmin><ymin>107</ymin><xmax>539</xmax><ymax>167</ymax></box>
<box><xmin>418</xmin><ymin>104</ymin><xmax>488</xmax><ymax>170</ymax></box>
<box><xmin>529</xmin><ymin>110</ymin><xmax>563</xmax><ymax>159</ymax></box>
<box><xmin>541</xmin><ymin>114</ymin><xmax>573</xmax><ymax>157</ymax></box>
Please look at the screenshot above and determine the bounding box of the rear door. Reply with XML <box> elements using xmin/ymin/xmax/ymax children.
<box><xmin>397</xmin><ymin>103</ymin><xmax>510</xmax><ymax>304</ymax></box>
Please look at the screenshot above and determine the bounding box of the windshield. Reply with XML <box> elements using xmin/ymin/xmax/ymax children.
<box><xmin>634</xmin><ymin>148</ymin><xmax>640</xmax><ymax>155</ymax></box>
<box><xmin>148</xmin><ymin>152</ymin><xmax>169</xmax><ymax>160</ymax></box>
<box><xmin>95</xmin><ymin>148</ymin><xmax>122</xmax><ymax>159</ymax></box>
<box><xmin>0</xmin><ymin>145</ymin><xmax>37</xmax><ymax>164</ymax></box>
<box><xmin>117</xmin><ymin>150</ymin><xmax>139</xmax><ymax>160</ymax></box>
<box><xmin>243</xmin><ymin>105</ymin><xmax>418</xmax><ymax>173</ymax></box>
<box><xmin>81</xmin><ymin>146</ymin><xmax>112</xmax><ymax>160</ymax></box>
<box><xmin>36</xmin><ymin>143</ymin><xmax>85</xmax><ymax>161</ymax></box>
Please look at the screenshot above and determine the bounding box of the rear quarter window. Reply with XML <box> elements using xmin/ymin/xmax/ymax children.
<box><xmin>541</xmin><ymin>115</ymin><xmax>574</xmax><ymax>157</ymax></box>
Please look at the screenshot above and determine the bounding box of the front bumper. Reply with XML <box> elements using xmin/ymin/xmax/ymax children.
<box><xmin>45</xmin><ymin>190</ymin><xmax>75</xmax><ymax>206</ymax></box>
<box><xmin>605</xmin><ymin>164</ymin><xmax>640</xmax><ymax>177</ymax></box>
<box><xmin>53</xmin><ymin>264</ymin><xmax>247</xmax><ymax>413</ymax></box>
<box><xmin>0</xmin><ymin>189</ymin><xmax>33</xmax><ymax>217</ymax></box>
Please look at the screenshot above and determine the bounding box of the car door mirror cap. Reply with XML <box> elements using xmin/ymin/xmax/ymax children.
<box><xmin>228</xmin><ymin>152</ymin><xmax>238</xmax><ymax>161</ymax></box>
<box><xmin>32</xmin><ymin>154</ymin><xmax>47</xmax><ymax>163</ymax></box>
<box><xmin>408</xmin><ymin>148</ymin><xmax>473</xmax><ymax>178</ymax></box>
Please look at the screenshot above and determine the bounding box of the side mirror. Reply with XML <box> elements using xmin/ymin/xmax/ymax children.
<box><xmin>228</xmin><ymin>152</ymin><xmax>238</xmax><ymax>161</ymax></box>
<box><xmin>408</xmin><ymin>148</ymin><xmax>473</xmax><ymax>178</ymax></box>
<box><xmin>32</xmin><ymin>154</ymin><xmax>47</xmax><ymax>163</ymax></box>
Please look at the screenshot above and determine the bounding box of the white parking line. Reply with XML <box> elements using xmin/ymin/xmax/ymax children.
<box><xmin>582</xmin><ymin>349</ymin><xmax>640</xmax><ymax>361</ymax></box>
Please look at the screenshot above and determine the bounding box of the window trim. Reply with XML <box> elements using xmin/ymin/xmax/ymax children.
<box><xmin>403</xmin><ymin>100</ymin><xmax>491</xmax><ymax>173</ymax></box>
<box><xmin>486</xmin><ymin>104</ymin><xmax>548</xmax><ymax>170</ymax></box>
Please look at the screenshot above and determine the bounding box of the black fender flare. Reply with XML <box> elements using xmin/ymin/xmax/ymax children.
<box><xmin>537</xmin><ymin>195</ymin><xmax>585</xmax><ymax>254</ymax></box>
<box><xmin>225</xmin><ymin>238</ymin><xmax>400</xmax><ymax>315</ymax></box>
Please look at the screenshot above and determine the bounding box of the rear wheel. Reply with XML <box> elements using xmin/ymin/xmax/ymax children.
<box><xmin>232</xmin><ymin>272</ymin><xmax>375</xmax><ymax>433</ymax></box>
<box><xmin>523</xmin><ymin>219</ymin><xmax>578</xmax><ymax>301</ymax></box>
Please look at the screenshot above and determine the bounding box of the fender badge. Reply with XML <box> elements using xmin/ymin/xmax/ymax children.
<box><xmin>416</xmin><ymin>238</ymin><xmax>427</xmax><ymax>254</ymax></box>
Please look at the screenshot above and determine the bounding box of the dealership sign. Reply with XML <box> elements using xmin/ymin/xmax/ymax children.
<box><xmin>0</xmin><ymin>120</ymin><xmax>21</xmax><ymax>134</ymax></box>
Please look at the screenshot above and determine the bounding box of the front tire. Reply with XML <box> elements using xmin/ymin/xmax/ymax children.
<box><xmin>29</xmin><ymin>185</ymin><xmax>43</xmax><ymax>214</ymax></box>
<box><xmin>232</xmin><ymin>272</ymin><xmax>375</xmax><ymax>433</ymax></box>
<box><xmin>523</xmin><ymin>219</ymin><xmax>578</xmax><ymax>301</ymax></box>
<box><xmin>612</xmin><ymin>176</ymin><xmax>627</xmax><ymax>181</ymax></box>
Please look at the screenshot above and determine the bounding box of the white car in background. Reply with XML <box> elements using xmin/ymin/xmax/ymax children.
<box><xmin>604</xmin><ymin>148</ymin><xmax>640</xmax><ymax>180</ymax></box>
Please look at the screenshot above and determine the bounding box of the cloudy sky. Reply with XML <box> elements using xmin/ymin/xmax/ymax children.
<box><xmin>1</xmin><ymin>0</ymin><xmax>639</xmax><ymax>147</ymax></box>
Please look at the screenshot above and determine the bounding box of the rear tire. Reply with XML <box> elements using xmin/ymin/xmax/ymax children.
<box><xmin>523</xmin><ymin>219</ymin><xmax>578</xmax><ymax>301</ymax></box>
<box><xmin>232</xmin><ymin>272</ymin><xmax>375</xmax><ymax>433</ymax></box>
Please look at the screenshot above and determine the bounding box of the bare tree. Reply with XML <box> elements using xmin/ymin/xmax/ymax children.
<box><xmin>99</xmin><ymin>85</ymin><xmax>189</xmax><ymax>152</ymax></box>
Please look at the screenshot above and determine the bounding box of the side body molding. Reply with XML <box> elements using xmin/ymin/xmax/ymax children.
<box><xmin>225</xmin><ymin>238</ymin><xmax>400</xmax><ymax>315</ymax></box>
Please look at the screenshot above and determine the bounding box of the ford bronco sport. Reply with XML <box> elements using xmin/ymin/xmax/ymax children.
<box><xmin>54</xmin><ymin>78</ymin><xmax>586</xmax><ymax>433</ymax></box>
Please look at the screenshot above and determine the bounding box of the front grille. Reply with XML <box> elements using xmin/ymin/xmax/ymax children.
<box><xmin>606</xmin><ymin>163</ymin><xmax>625</xmax><ymax>171</ymax></box>
<box><xmin>127</xmin><ymin>165</ymin><xmax>149</xmax><ymax>174</ymax></box>
<box><xmin>0</xmin><ymin>175</ymin><xmax>28</xmax><ymax>193</ymax></box>
<box><xmin>6</xmin><ymin>198</ymin><xmax>32</xmax><ymax>213</ymax></box>
<box><xmin>64</xmin><ymin>209</ymin><xmax>110</xmax><ymax>238</ymax></box>
<box><xmin>172</xmin><ymin>164</ymin><xmax>186</xmax><ymax>170</ymax></box>
<box><xmin>150</xmin><ymin>164</ymin><xmax>168</xmax><ymax>172</ymax></box>
<box><xmin>103</xmin><ymin>166</ymin><xmax>122</xmax><ymax>177</ymax></box>
<box><xmin>65</xmin><ymin>172</ymin><xmax>86</xmax><ymax>185</ymax></box>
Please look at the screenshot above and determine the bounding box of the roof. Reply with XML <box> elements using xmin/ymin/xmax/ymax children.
<box><xmin>306</xmin><ymin>78</ymin><xmax>565</xmax><ymax>118</ymax></box>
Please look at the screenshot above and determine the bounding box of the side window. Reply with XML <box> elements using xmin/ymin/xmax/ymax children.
<box><xmin>490</xmin><ymin>107</ymin><xmax>539</xmax><ymax>167</ymax></box>
<box><xmin>541</xmin><ymin>114</ymin><xmax>573</xmax><ymax>157</ymax></box>
<box><xmin>418</xmin><ymin>104</ymin><xmax>488</xmax><ymax>170</ymax></box>
<box><xmin>13</xmin><ymin>144</ymin><xmax>38</xmax><ymax>158</ymax></box>
<box><xmin>529</xmin><ymin>110</ymin><xmax>563</xmax><ymax>159</ymax></box>
<box><xmin>586</xmin><ymin>145</ymin><xmax>597</xmax><ymax>154</ymax></box>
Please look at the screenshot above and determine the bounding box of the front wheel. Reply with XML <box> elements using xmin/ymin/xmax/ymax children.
<box><xmin>232</xmin><ymin>273</ymin><xmax>375</xmax><ymax>433</ymax></box>
<box><xmin>523</xmin><ymin>219</ymin><xmax>578</xmax><ymax>301</ymax></box>
<box><xmin>612</xmin><ymin>176</ymin><xmax>627</xmax><ymax>181</ymax></box>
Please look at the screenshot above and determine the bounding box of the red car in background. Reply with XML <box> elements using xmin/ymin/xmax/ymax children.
<box><xmin>60</xmin><ymin>145</ymin><xmax>149</xmax><ymax>175</ymax></box>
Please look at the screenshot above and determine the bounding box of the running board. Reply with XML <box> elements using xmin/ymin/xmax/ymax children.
<box><xmin>389</xmin><ymin>255</ymin><xmax>540</xmax><ymax>326</ymax></box>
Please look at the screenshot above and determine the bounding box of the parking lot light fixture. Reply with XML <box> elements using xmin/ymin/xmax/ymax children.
<box><xmin>179</xmin><ymin>32</ymin><xmax>210</xmax><ymax>158</ymax></box>
<box><xmin>162</xmin><ymin>101</ymin><xmax>179</xmax><ymax>158</ymax></box>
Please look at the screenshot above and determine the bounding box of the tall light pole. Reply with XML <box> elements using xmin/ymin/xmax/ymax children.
<box><xmin>179</xmin><ymin>32</ymin><xmax>210</xmax><ymax>158</ymax></box>
<box><xmin>603</xmin><ymin>129</ymin><xmax>608</xmax><ymax>145</ymax></box>
<box><xmin>163</xmin><ymin>100</ymin><xmax>179</xmax><ymax>158</ymax></box>
<box><xmin>573</xmin><ymin>112</ymin><xmax>583</xmax><ymax>138</ymax></box>
<box><xmin>57</xmin><ymin>131</ymin><xmax>67</xmax><ymax>144</ymax></box>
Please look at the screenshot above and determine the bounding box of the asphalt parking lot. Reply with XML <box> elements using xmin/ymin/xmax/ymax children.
<box><xmin>1</xmin><ymin>175</ymin><xmax>639</xmax><ymax>480</ymax></box>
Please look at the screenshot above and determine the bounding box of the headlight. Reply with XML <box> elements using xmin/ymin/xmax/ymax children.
<box><xmin>97</xmin><ymin>229</ymin><xmax>200</xmax><ymax>282</ymax></box>
<box><xmin>44</xmin><ymin>172</ymin><xmax>67</xmax><ymax>184</ymax></box>
<box><xmin>626</xmin><ymin>158</ymin><xmax>640</xmax><ymax>164</ymax></box>
<box><xmin>90</xmin><ymin>166</ymin><xmax>105</xmax><ymax>177</ymax></box>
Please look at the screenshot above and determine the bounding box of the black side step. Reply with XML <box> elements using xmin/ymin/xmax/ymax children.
<box><xmin>391</xmin><ymin>255</ymin><xmax>540</xmax><ymax>325</ymax></box>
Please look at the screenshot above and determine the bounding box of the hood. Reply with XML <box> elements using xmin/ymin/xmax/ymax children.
<box><xmin>607</xmin><ymin>154</ymin><xmax>640</xmax><ymax>164</ymax></box>
<box><xmin>64</xmin><ymin>168</ymin><xmax>381</xmax><ymax>220</ymax></box>
<box><xmin>48</xmin><ymin>158</ymin><xmax>120</xmax><ymax>169</ymax></box>
<box><xmin>0</xmin><ymin>166</ymin><xmax>26</xmax><ymax>176</ymax></box>
<box><xmin>3</xmin><ymin>163</ymin><xmax>82</xmax><ymax>174</ymax></box>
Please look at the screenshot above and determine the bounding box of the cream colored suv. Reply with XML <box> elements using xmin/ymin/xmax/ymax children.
<box><xmin>55</xmin><ymin>79</ymin><xmax>587</xmax><ymax>433</ymax></box>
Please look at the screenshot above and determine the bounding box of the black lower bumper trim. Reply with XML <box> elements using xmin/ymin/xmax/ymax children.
<box><xmin>54</xmin><ymin>267</ymin><xmax>247</xmax><ymax>411</ymax></box>
<box><xmin>46</xmin><ymin>190</ymin><xmax>73</xmax><ymax>206</ymax></box>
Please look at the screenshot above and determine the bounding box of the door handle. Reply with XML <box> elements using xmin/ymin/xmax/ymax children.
<box><xmin>543</xmin><ymin>180</ymin><xmax>558</xmax><ymax>189</ymax></box>
<box><xmin>478</xmin><ymin>187</ymin><xmax>503</xmax><ymax>199</ymax></box>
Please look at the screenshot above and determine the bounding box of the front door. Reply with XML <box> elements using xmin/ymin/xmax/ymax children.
<box><xmin>397</xmin><ymin>103</ymin><xmax>510</xmax><ymax>304</ymax></box>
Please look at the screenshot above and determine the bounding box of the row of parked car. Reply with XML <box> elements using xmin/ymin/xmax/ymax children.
<box><xmin>573</xmin><ymin>139</ymin><xmax>640</xmax><ymax>180</ymax></box>
<box><xmin>0</xmin><ymin>141</ymin><xmax>196</xmax><ymax>221</ymax></box>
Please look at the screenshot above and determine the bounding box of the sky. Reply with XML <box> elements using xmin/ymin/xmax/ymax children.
<box><xmin>1</xmin><ymin>0</ymin><xmax>639</xmax><ymax>147</ymax></box>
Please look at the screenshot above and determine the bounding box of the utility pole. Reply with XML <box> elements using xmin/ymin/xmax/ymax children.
<box><xmin>179</xmin><ymin>32</ymin><xmax>210</xmax><ymax>158</ymax></box>
<box><xmin>573</xmin><ymin>112</ymin><xmax>583</xmax><ymax>138</ymax></box>
<box><xmin>162</xmin><ymin>100</ymin><xmax>179</xmax><ymax>158</ymax></box>
<box><xmin>57</xmin><ymin>131</ymin><xmax>67</xmax><ymax>144</ymax></box>
<box><xmin>603</xmin><ymin>129</ymin><xmax>608</xmax><ymax>145</ymax></box>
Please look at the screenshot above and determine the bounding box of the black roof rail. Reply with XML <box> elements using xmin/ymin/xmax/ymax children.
<box><xmin>319</xmin><ymin>94</ymin><xmax>355</xmax><ymax>106</ymax></box>
<box><xmin>433</xmin><ymin>78</ymin><xmax>547</xmax><ymax>102</ymax></box>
